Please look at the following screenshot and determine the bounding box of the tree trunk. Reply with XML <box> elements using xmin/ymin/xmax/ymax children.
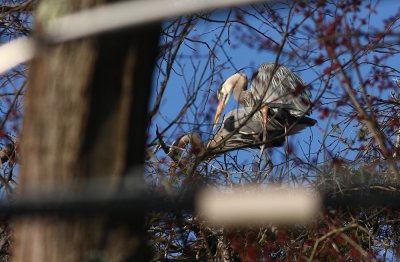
<box><xmin>12</xmin><ymin>1</ymin><xmax>159</xmax><ymax>261</ymax></box>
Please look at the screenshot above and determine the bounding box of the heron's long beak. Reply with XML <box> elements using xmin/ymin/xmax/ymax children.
<box><xmin>213</xmin><ymin>99</ymin><xmax>226</xmax><ymax>129</ymax></box>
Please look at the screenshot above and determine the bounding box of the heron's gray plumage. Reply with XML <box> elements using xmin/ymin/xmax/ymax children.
<box><xmin>208</xmin><ymin>107</ymin><xmax>316</xmax><ymax>151</ymax></box>
<box><xmin>250</xmin><ymin>63</ymin><xmax>311</xmax><ymax>116</ymax></box>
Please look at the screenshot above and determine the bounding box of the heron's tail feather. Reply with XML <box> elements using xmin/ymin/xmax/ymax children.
<box><xmin>287</xmin><ymin>116</ymin><xmax>317</xmax><ymax>135</ymax></box>
<box><xmin>298</xmin><ymin>116</ymin><xmax>317</xmax><ymax>126</ymax></box>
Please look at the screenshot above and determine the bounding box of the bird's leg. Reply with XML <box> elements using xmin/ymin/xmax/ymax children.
<box><xmin>259</xmin><ymin>104</ymin><xmax>269</xmax><ymax>158</ymax></box>
<box><xmin>284</xmin><ymin>118</ymin><xmax>289</xmax><ymax>182</ymax></box>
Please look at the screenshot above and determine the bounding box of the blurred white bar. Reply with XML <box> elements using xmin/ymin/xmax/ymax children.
<box><xmin>197</xmin><ymin>186</ymin><xmax>320</xmax><ymax>225</ymax></box>
<box><xmin>45</xmin><ymin>0</ymin><xmax>270</xmax><ymax>42</ymax></box>
<box><xmin>0</xmin><ymin>0</ymin><xmax>271</xmax><ymax>74</ymax></box>
<box><xmin>0</xmin><ymin>37</ymin><xmax>34</xmax><ymax>74</ymax></box>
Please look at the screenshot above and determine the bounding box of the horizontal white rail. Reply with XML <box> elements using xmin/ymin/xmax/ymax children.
<box><xmin>0</xmin><ymin>0</ymin><xmax>271</xmax><ymax>74</ymax></box>
<box><xmin>198</xmin><ymin>186</ymin><xmax>320</xmax><ymax>225</ymax></box>
<box><xmin>0</xmin><ymin>37</ymin><xmax>34</xmax><ymax>74</ymax></box>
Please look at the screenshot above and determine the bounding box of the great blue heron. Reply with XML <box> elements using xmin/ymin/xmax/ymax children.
<box><xmin>212</xmin><ymin>63</ymin><xmax>313</xmax><ymax>149</ymax></box>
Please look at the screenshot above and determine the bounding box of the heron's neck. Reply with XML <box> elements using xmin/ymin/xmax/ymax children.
<box><xmin>229</xmin><ymin>73</ymin><xmax>248</xmax><ymax>105</ymax></box>
<box><xmin>233</xmin><ymin>85</ymin><xmax>249</xmax><ymax>105</ymax></box>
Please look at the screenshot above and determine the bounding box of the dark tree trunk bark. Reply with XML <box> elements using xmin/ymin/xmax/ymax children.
<box><xmin>13</xmin><ymin>1</ymin><xmax>159</xmax><ymax>261</ymax></box>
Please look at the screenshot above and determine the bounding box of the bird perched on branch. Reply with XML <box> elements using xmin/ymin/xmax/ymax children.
<box><xmin>166</xmin><ymin>63</ymin><xmax>316</xmax><ymax>175</ymax></box>
<box><xmin>213</xmin><ymin>63</ymin><xmax>313</xmax><ymax>151</ymax></box>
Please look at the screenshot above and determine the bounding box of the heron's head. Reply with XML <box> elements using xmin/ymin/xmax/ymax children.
<box><xmin>213</xmin><ymin>73</ymin><xmax>247</xmax><ymax>129</ymax></box>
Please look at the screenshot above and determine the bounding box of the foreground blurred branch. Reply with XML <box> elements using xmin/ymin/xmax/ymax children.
<box><xmin>1</xmin><ymin>180</ymin><xmax>400</xmax><ymax>218</ymax></box>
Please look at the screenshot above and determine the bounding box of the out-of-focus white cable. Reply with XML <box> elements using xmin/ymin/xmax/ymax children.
<box><xmin>45</xmin><ymin>0</ymin><xmax>269</xmax><ymax>43</ymax></box>
<box><xmin>0</xmin><ymin>0</ymin><xmax>271</xmax><ymax>74</ymax></box>
<box><xmin>197</xmin><ymin>186</ymin><xmax>321</xmax><ymax>225</ymax></box>
<box><xmin>0</xmin><ymin>37</ymin><xmax>34</xmax><ymax>74</ymax></box>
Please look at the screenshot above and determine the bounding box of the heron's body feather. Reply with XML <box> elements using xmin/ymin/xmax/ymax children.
<box><xmin>250</xmin><ymin>63</ymin><xmax>311</xmax><ymax>116</ymax></box>
<box><xmin>208</xmin><ymin>107</ymin><xmax>316</xmax><ymax>151</ymax></box>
